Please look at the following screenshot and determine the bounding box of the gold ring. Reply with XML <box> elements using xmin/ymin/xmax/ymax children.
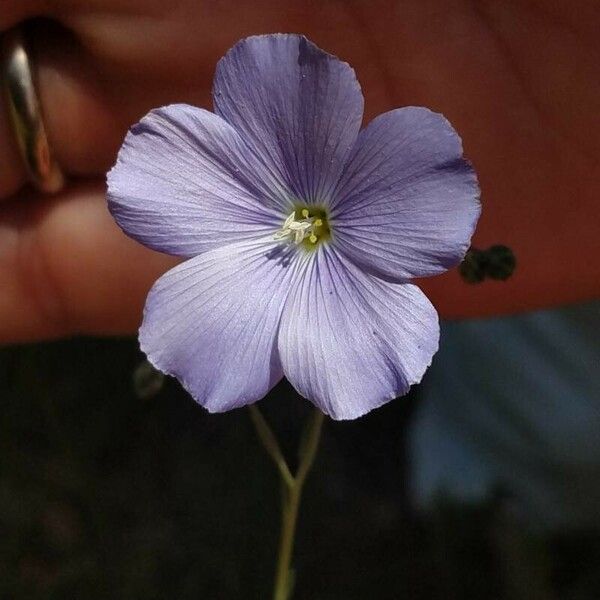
<box><xmin>1</xmin><ymin>28</ymin><xmax>65</xmax><ymax>194</ymax></box>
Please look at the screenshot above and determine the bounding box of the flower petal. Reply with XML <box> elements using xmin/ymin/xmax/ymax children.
<box><xmin>213</xmin><ymin>34</ymin><xmax>363</xmax><ymax>204</ymax></box>
<box><xmin>107</xmin><ymin>104</ymin><xmax>288</xmax><ymax>258</ymax></box>
<box><xmin>330</xmin><ymin>107</ymin><xmax>481</xmax><ymax>280</ymax></box>
<box><xmin>140</xmin><ymin>239</ymin><xmax>302</xmax><ymax>412</ymax></box>
<box><xmin>278</xmin><ymin>247</ymin><xmax>439</xmax><ymax>420</ymax></box>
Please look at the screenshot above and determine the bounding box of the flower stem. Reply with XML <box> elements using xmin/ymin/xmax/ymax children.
<box><xmin>274</xmin><ymin>484</ymin><xmax>301</xmax><ymax>600</ymax></box>
<box><xmin>249</xmin><ymin>404</ymin><xmax>295</xmax><ymax>489</ymax></box>
<box><xmin>249</xmin><ymin>405</ymin><xmax>325</xmax><ymax>600</ymax></box>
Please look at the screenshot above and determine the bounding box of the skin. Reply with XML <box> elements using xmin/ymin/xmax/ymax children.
<box><xmin>0</xmin><ymin>0</ymin><xmax>598</xmax><ymax>343</ymax></box>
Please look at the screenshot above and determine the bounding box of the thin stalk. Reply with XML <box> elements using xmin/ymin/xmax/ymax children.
<box><xmin>248</xmin><ymin>405</ymin><xmax>325</xmax><ymax>600</ymax></box>
<box><xmin>249</xmin><ymin>404</ymin><xmax>294</xmax><ymax>489</ymax></box>
<box><xmin>273</xmin><ymin>486</ymin><xmax>301</xmax><ymax>600</ymax></box>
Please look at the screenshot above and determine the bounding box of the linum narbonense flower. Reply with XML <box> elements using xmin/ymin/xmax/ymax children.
<box><xmin>107</xmin><ymin>34</ymin><xmax>480</xmax><ymax>420</ymax></box>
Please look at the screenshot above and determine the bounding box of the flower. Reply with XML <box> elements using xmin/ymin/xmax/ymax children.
<box><xmin>107</xmin><ymin>34</ymin><xmax>480</xmax><ymax>420</ymax></box>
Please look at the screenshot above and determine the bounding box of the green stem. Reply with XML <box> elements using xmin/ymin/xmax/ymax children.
<box><xmin>249</xmin><ymin>404</ymin><xmax>294</xmax><ymax>489</ymax></box>
<box><xmin>249</xmin><ymin>405</ymin><xmax>325</xmax><ymax>600</ymax></box>
<box><xmin>274</xmin><ymin>485</ymin><xmax>301</xmax><ymax>600</ymax></box>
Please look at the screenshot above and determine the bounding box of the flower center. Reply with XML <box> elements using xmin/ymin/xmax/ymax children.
<box><xmin>274</xmin><ymin>206</ymin><xmax>331</xmax><ymax>249</ymax></box>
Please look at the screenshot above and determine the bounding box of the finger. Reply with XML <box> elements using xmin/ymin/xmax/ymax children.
<box><xmin>0</xmin><ymin>18</ymin><xmax>212</xmax><ymax>201</ymax></box>
<box><xmin>0</xmin><ymin>22</ymin><xmax>131</xmax><ymax>200</ymax></box>
<box><xmin>0</xmin><ymin>180</ymin><xmax>178</xmax><ymax>343</ymax></box>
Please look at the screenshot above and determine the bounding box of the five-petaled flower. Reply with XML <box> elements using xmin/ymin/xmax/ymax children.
<box><xmin>107</xmin><ymin>34</ymin><xmax>480</xmax><ymax>420</ymax></box>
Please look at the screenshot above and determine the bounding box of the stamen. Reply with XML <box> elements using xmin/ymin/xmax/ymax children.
<box><xmin>274</xmin><ymin>207</ymin><xmax>330</xmax><ymax>248</ymax></box>
<box><xmin>274</xmin><ymin>211</ymin><xmax>313</xmax><ymax>244</ymax></box>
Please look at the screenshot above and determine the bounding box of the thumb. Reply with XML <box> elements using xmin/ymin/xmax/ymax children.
<box><xmin>0</xmin><ymin>180</ymin><xmax>177</xmax><ymax>343</ymax></box>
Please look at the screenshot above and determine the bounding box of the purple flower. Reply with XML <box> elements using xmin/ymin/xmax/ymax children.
<box><xmin>107</xmin><ymin>34</ymin><xmax>480</xmax><ymax>420</ymax></box>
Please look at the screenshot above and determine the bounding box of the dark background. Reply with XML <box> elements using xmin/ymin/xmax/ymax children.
<box><xmin>1</xmin><ymin>338</ymin><xmax>599</xmax><ymax>599</ymax></box>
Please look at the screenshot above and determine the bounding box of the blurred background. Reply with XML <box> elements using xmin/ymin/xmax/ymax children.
<box><xmin>1</xmin><ymin>300</ymin><xmax>599</xmax><ymax>599</ymax></box>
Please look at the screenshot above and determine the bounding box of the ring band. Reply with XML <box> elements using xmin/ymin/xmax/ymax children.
<box><xmin>1</xmin><ymin>28</ymin><xmax>65</xmax><ymax>194</ymax></box>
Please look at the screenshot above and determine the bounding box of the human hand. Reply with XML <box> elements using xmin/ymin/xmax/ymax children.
<box><xmin>1</xmin><ymin>0</ymin><xmax>598</xmax><ymax>342</ymax></box>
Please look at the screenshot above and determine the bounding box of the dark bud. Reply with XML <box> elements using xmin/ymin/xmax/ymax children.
<box><xmin>485</xmin><ymin>245</ymin><xmax>517</xmax><ymax>280</ymax></box>
<box><xmin>133</xmin><ymin>359</ymin><xmax>165</xmax><ymax>400</ymax></box>
<box><xmin>459</xmin><ymin>245</ymin><xmax>516</xmax><ymax>284</ymax></box>
<box><xmin>459</xmin><ymin>248</ymin><xmax>487</xmax><ymax>283</ymax></box>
